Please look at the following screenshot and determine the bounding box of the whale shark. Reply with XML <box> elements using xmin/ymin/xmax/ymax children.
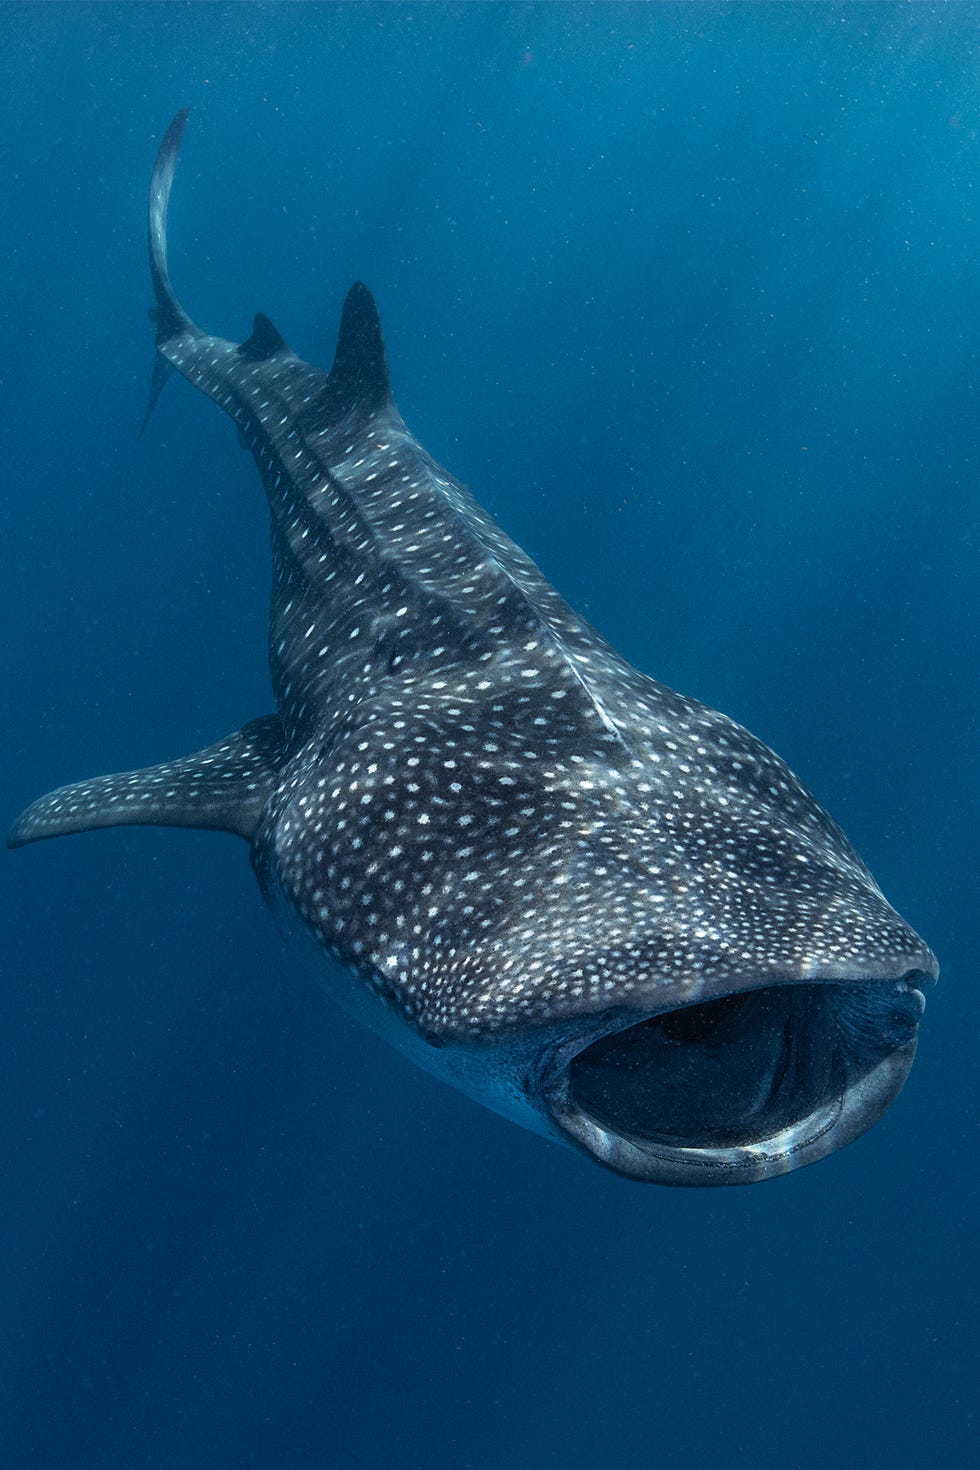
<box><xmin>8</xmin><ymin>111</ymin><xmax>938</xmax><ymax>1185</ymax></box>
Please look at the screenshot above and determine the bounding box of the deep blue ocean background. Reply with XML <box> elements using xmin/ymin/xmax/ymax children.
<box><xmin>1</xmin><ymin>5</ymin><xmax>976</xmax><ymax>1467</ymax></box>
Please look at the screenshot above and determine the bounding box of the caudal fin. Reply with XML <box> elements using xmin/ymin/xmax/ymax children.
<box><xmin>138</xmin><ymin>111</ymin><xmax>393</xmax><ymax>441</ymax></box>
<box><xmin>139</xmin><ymin>108</ymin><xmax>198</xmax><ymax>436</ymax></box>
<box><xmin>148</xmin><ymin>107</ymin><xmax>195</xmax><ymax>346</ymax></box>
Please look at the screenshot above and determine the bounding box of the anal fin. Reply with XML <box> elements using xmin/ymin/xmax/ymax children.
<box><xmin>7</xmin><ymin>716</ymin><xmax>284</xmax><ymax>849</ymax></box>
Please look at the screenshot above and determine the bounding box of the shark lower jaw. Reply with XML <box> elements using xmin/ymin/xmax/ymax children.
<box><xmin>538</xmin><ymin>971</ymin><xmax>934</xmax><ymax>1186</ymax></box>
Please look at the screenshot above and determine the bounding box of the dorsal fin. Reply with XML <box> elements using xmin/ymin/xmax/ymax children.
<box><xmin>319</xmin><ymin>282</ymin><xmax>391</xmax><ymax>421</ymax></box>
<box><xmin>238</xmin><ymin>311</ymin><xmax>289</xmax><ymax>361</ymax></box>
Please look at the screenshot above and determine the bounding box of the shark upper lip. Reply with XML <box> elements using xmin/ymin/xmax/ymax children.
<box><xmin>536</xmin><ymin>967</ymin><xmax>933</xmax><ymax>1186</ymax></box>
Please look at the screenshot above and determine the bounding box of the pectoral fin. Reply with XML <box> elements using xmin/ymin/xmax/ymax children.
<box><xmin>7</xmin><ymin>716</ymin><xmax>284</xmax><ymax>848</ymax></box>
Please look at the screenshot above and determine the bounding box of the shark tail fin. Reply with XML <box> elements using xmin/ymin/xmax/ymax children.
<box><xmin>7</xmin><ymin>716</ymin><xmax>283</xmax><ymax>849</ymax></box>
<box><xmin>147</xmin><ymin>107</ymin><xmax>196</xmax><ymax>347</ymax></box>
<box><xmin>138</xmin><ymin>354</ymin><xmax>176</xmax><ymax>439</ymax></box>
<box><xmin>140</xmin><ymin>113</ymin><xmax>391</xmax><ymax>439</ymax></box>
<box><xmin>139</xmin><ymin>108</ymin><xmax>199</xmax><ymax>435</ymax></box>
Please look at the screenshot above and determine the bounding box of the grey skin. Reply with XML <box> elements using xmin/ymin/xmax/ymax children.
<box><xmin>9</xmin><ymin>112</ymin><xmax>938</xmax><ymax>1186</ymax></box>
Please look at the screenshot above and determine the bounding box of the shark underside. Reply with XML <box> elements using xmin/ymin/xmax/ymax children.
<box><xmin>8</xmin><ymin>111</ymin><xmax>938</xmax><ymax>1185</ymax></box>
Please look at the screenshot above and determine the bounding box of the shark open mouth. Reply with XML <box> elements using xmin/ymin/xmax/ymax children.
<box><xmin>544</xmin><ymin>975</ymin><xmax>929</xmax><ymax>1185</ymax></box>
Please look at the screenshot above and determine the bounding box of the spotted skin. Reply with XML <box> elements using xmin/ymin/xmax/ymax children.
<box><xmin>8</xmin><ymin>113</ymin><xmax>938</xmax><ymax>1185</ymax></box>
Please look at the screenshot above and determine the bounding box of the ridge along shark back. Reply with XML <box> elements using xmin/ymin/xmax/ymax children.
<box><xmin>9</xmin><ymin>112</ymin><xmax>938</xmax><ymax>1186</ymax></box>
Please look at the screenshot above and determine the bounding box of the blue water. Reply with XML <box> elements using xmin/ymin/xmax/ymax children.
<box><xmin>2</xmin><ymin>5</ymin><xmax>976</xmax><ymax>1467</ymax></box>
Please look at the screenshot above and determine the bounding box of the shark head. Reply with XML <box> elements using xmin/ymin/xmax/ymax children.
<box><xmin>252</xmin><ymin>666</ymin><xmax>937</xmax><ymax>1187</ymax></box>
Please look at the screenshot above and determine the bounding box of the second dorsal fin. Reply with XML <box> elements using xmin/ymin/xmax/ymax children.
<box><xmin>238</xmin><ymin>311</ymin><xmax>290</xmax><ymax>361</ymax></box>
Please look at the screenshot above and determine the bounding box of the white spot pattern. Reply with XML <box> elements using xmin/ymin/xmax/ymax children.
<box><xmin>110</xmin><ymin>317</ymin><xmax>932</xmax><ymax>1041</ymax></box>
<box><xmin>11</xmin><ymin>118</ymin><xmax>935</xmax><ymax>1064</ymax></box>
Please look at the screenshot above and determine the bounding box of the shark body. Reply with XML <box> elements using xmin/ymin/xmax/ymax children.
<box><xmin>9</xmin><ymin>112</ymin><xmax>938</xmax><ymax>1185</ymax></box>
